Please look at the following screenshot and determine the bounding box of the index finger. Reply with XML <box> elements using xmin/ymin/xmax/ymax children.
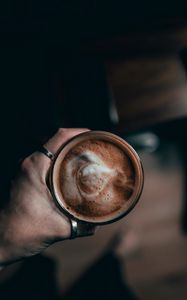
<box><xmin>31</xmin><ymin>128</ymin><xmax>90</xmax><ymax>176</ymax></box>
<box><xmin>44</xmin><ymin>128</ymin><xmax>90</xmax><ymax>154</ymax></box>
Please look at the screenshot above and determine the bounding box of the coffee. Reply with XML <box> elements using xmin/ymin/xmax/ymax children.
<box><xmin>50</xmin><ymin>131</ymin><xmax>143</xmax><ymax>224</ymax></box>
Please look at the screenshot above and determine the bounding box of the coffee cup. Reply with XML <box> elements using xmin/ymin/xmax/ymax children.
<box><xmin>49</xmin><ymin>131</ymin><xmax>144</xmax><ymax>225</ymax></box>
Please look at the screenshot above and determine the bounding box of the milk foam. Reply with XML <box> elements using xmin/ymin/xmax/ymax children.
<box><xmin>60</xmin><ymin>139</ymin><xmax>135</xmax><ymax>219</ymax></box>
<box><xmin>81</xmin><ymin>162</ymin><xmax>113</xmax><ymax>177</ymax></box>
<box><xmin>79</xmin><ymin>151</ymin><xmax>114</xmax><ymax>176</ymax></box>
<box><xmin>63</xmin><ymin>150</ymin><xmax>116</xmax><ymax>201</ymax></box>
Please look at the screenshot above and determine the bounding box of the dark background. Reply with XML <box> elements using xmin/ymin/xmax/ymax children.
<box><xmin>1</xmin><ymin>3</ymin><xmax>187</xmax><ymax>299</ymax></box>
<box><xmin>0</xmin><ymin>0</ymin><xmax>187</xmax><ymax>181</ymax></box>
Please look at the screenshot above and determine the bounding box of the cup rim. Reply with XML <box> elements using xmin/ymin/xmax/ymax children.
<box><xmin>49</xmin><ymin>130</ymin><xmax>144</xmax><ymax>225</ymax></box>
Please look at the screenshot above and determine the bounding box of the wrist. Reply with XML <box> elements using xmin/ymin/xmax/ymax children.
<box><xmin>0</xmin><ymin>209</ymin><xmax>14</xmax><ymax>266</ymax></box>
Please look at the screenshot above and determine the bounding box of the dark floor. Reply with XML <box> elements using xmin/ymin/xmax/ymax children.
<box><xmin>125</xmin><ymin>144</ymin><xmax>187</xmax><ymax>300</ymax></box>
<box><xmin>0</xmin><ymin>142</ymin><xmax>187</xmax><ymax>300</ymax></box>
<box><xmin>46</xmin><ymin>142</ymin><xmax>187</xmax><ymax>299</ymax></box>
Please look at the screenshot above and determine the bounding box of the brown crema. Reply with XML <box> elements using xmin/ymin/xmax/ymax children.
<box><xmin>50</xmin><ymin>131</ymin><xmax>144</xmax><ymax>224</ymax></box>
<box><xmin>59</xmin><ymin>139</ymin><xmax>135</xmax><ymax>221</ymax></box>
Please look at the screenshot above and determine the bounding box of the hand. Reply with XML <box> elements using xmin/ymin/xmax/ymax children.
<box><xmin>0</xmin><ymin>128</ymin><xmax>96</xmax><ymax>266</ymax></box>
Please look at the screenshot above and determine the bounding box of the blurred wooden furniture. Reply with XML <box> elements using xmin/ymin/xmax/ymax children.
<box><xmin>83</xmin><ymin>18</ymin><xmax>187</xmax><ymax>133</ymax></box>
<box><xmin>107</xmin><ymin>55</ymin><xmax>187</xmax><ymax>132</ymax></box>
<box><xmin>48</xmin><ymin>17</ymin><xmax>187</xmax><ymax>295</ymax></box>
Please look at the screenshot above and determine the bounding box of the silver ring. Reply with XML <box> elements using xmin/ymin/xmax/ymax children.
<box><xmin>70</xmin><ymin>219</ymin><xmax>78</xmax><ymax>239</ymax></box>
<box><xmin>38</xmin><ymin>146</ymin><xmax>55</xmax><ymax>161</ymax></box>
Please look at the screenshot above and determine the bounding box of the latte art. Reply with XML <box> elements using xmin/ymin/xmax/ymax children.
<box><xmin>67</xmin><ymin>151</ymin><xmax>116</xmax><ymax>201</ymax></box>
<box><xmin>59</xmin><ymin>139</ymin><xmax>135</xmax><ymax>220</ymax></box>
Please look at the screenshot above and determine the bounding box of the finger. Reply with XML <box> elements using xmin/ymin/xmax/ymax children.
<box><xmin>44</xmin><ymin>128</ymin><xmax>90</xmax><ymax>154</ymax></box>
<box><xmin>31</xmin><ymin>128</ymin><xmax>90</xmax><ymax>173</ymax></box>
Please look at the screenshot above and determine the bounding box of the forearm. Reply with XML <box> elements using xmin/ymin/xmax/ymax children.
<box><xmin>0</xmin><ymin>208</ymin><xmax>10</xmax><ymax>267</ymax></box>
<box><xmin>0</xmin><ymin>207</ymin><xmax>35</xmax><ymax>267</ymax></box>
<box><xmin>0</xmin><ymin>207</ymin><xmax>19</xmax><ymax>267</ymax></box>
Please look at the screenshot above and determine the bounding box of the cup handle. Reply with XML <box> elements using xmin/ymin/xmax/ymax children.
<box><xmin>69</xmin><ymin>219</ymin><xmax>97</xmax><ymax>239</ymax></box>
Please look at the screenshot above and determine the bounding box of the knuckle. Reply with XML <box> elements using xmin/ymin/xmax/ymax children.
<box><xmin>57</xmin><ymin>128</ymin><xmax>67</xmax><ymax>136</ymax></box>
<box><xmin>20</xmin><ymin>157</ymin><xmax>33</xmax><ymax>174</ymax></box>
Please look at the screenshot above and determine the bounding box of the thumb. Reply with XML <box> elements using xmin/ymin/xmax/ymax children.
<box><xmin>33</xmin><ymin>128</ymin><xmax>90</xmax><ymax>173</ymax></box>
<box><xmin>43</xmin><ymin>128</ymin><xmax>90</xmax><ymax>154</ymax></box>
